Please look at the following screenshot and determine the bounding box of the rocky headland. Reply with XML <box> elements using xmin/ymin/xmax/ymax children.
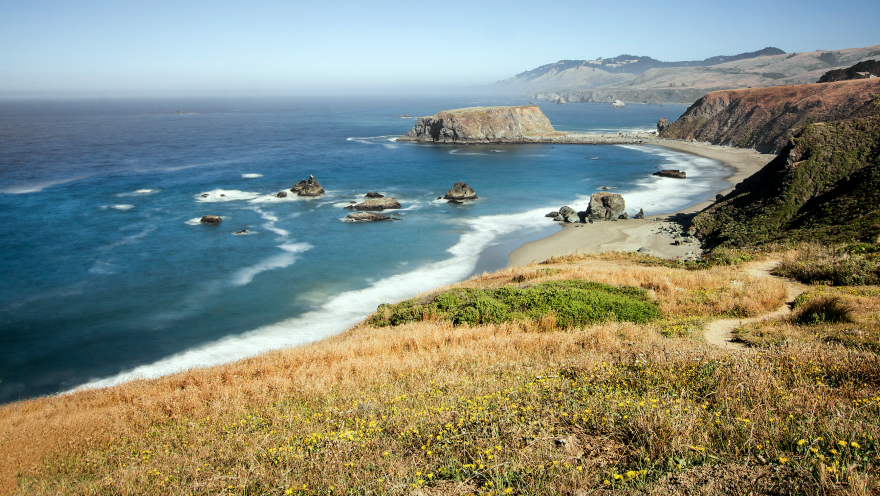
<box><xmin>660</xmin><ymin>78</ymin><xmax>880</xmax><ymax>153</ymax></box>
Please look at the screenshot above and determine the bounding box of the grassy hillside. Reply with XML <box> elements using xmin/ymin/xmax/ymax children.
<box><xmin>692</xmin><ymin>116</ymin><xmax>880</xmax><ymax>249</ymax></box>
<box><xmin>4</xmin><ymin>251</ymin><xmax>880</xmax><ymax>495</ymax></box>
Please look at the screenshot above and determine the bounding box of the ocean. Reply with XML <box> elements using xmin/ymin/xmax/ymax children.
<box><xmin>0</xmin><ymin>96</ymin><xmax>728</xmax><ymax>402</ymax></box>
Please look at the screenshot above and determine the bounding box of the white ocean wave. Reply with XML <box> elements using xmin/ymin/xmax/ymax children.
<box><xmin>242</xmin><ymin>173</ymin><xmax>263</xmax><ymax>178</ymax></box>
<box><xmin>230</xmin><ymin>243</ymin><xmax>313</xmax><ymax>286</ymax></box>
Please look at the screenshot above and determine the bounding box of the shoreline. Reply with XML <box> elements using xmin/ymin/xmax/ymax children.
<box><xmin>508</xmin><ymin>141</ymin><xmax>775</xmax><ymax>266</ymax></box>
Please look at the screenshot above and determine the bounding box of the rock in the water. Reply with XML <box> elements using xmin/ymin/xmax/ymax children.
<box><xmin>653</xmin><ymin>170</ymin><xmax>687</xmax><ymax>179</ymax></box>
<box><xmin>619</xmin><ymin>212</ymin><xmax>630</xmax><ymax>220</ymax></box>
<box><xmin>444</xmin><ymin>182</ymin><xmax>478</xmax><ymax>200</ymax></box>
<box><xmin>201</xmin><ymin>193</ymin><xmax>209</xmax><ymax>198</ymax></box>
<box><xmin>634</xmin><ymin>208</ymin><xmax>645</xmax><ymax>219</ymax></box>
<box><xmin>345</xmin><ymin>212</ymin><xmax>393</xmax><ymax>222</ymax></box>
<box><xmin>200</xmin><ymin>215</ymin><xmax>222</xmax><ymax>224</ymax></box>
<box><xmin>447</xmin><ymin>199</ymin><xmax>463</xmax><ymax>204</ymax></box>
<box><xmin>235</xmin><ymin>229</ymin><xmax>248</xmax><ymax>235</ymax></box>
<box><xmin>553</xmin><ymin>215</ymin><xmax>564</xmax><ymax>222</ymax></box>
<box><xmin>657</xmin><ymin>117</ymin><xmax>670</xmax><ymax>133</ymax></box>
<box><xmin>365</xmin><ymin>192</ymin><xmax>384</xmax><ymax>198</ymax></box>
<box><xmin>558</xmin><ymin>206</ymin><xmax>579</xmax><ymax>223</ymax></box>
<box><xmin>545</xmin><ymin>211</ymin><xmax>559</xmax><ymax>218</ymax></box>
<box><xmin>397</xmin><ymin>105</ymin><xmax>555</xmax><ymax>143</ymax></box>
<box><xmin>345</xmin><ymin>198</ymin><xmax>401</xmax><ymax>211</ymax></box>
<box><xmin>611</xmin><ymin>100</ymin><xmax>626</xmax><ymax>108</ymax></box>
<box><xmin>291</xmin><ymin>174</ymin><xmax>325</xmax><ymax>197</ymax></box>
<box><xmin>586</xmin><ymin>193</ymin><xmax>625</xmax><ymax>222</ymax></box>
<box><xmin>276</xmin><ymin>191</ymin><xmax>288</xmax><ymax>198</ymax></box>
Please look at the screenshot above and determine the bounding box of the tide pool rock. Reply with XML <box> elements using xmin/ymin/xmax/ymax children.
<box><xmin>586</xmin><ymin>193</ymin><xmax>625</xmax><ymax>222</ymax></box>
<box><xmin>345</xmin><ymin>212</ymin><xmax>393</xmax><ymax>222</ymax></box>
<box><xmin>345</xmin><ymin>198</ymin><xmax>401</xmax><ymax>211</ymax></box>
<box><xmin>291</xmin><ymin>175</ymin><xmax>325</xmax><ymax>197</ymax></box>
<box><xmin>653</xmin><ymin>170</ymin><xmax>687</xmax><ymax>179</ymax></box>
<box><xmin>200</xmin><ymin>215</ymin><xmax>222</xmax><ymax>224</ymax></box>
<box><xmin>444</xmin><ymin>182</ymin><xmax>478</xmax><ymax>200</ymax></box>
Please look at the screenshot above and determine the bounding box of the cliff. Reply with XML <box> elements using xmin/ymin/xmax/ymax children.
<box><xmin>660</xmin><ymin>78</ymin><xmax>880</xmax><ymax>153</ymax></box>
<box><xmin>397</xmin><ymin>105</ymin><xmax>555</xmax><ymax>143</ymax></box>
<box><xmin>692</xmin><ymin>116</ymin><xmax>880</xmax><ymax>247</ymax></box>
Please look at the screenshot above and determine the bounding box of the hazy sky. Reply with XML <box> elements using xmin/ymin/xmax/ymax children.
<box><xmin>1</xmin><ymin>0</ymin><xmax>878</xmax><ymax>97</ymax></box>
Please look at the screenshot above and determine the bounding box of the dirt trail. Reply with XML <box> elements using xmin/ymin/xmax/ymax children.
<box><xmin>703</xmin><ymin>259</ymin><xmax>810</xmax><ymax>349</ymax></box>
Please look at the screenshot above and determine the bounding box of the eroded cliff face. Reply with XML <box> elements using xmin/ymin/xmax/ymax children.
<box><xmin>660</xmin><ymin>79</ymin><xmax>880</xmax><ymax>153</ymax></box>
<box><xmin>398</xmin><ymin>106</ymin><xmax>555</xmax><ymax>143</ymax></box>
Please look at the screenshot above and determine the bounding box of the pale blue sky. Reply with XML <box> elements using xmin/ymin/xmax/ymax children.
<box><xmin>1</xmin><ymin>0</ymin><xmax>878</xmax><ymax>96</ymax></box>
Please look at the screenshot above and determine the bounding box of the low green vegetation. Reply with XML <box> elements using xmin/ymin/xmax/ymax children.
<box><xmin>773</xmin><ymin>242</ymin><xmax>880</xmax><ymax>286</ymax></box>
<box><xmin>368</xmin><ymin>280</ymin><xmax>661</xmax><ymax>329</ymax></box>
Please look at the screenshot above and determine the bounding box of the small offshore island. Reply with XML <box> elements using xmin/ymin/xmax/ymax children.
<box><xmin>397</xmin><ymin>105</ymin><xmax>659</xmax><ymax>144</ymax></box>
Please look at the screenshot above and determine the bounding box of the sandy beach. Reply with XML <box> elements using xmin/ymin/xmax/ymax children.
<box><xmin>508</xmin><ymin>142</ymin><xmax>776</xmax><ymax>266</ymax></box>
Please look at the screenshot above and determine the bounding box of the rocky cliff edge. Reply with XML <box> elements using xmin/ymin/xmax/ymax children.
<box><xmin>397</xmin><ymin>105</ymin><xmax>555</xmax><ymax>143</ymax></box>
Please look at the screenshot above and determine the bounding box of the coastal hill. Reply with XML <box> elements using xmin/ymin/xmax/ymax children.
<box><xmin>397</xmin><ymin>105</ymin><xmax>554</xmax><ymax>143</ymax></box>
<box><xmin>495</xmin><ymin>44</ymin><xmax>880</xmax><ymax>104</ymax></box>
<box><xmin>693</xmin><ymin>115</ymin><xmax>880</xmax><ymax>248</ymax></box>
<box><xmin>660</xmin><ymin>78</ymin><xmax>880</xmax><ymax>153</ymax></box>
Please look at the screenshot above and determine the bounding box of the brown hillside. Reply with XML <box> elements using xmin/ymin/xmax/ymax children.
<box><xmin>661</xmin><ymin>79</ymin><xmax>880</xmax><ymax>153</ymax></box>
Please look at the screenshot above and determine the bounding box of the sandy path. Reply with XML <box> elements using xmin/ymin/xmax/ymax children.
<box><xmin>703</xmin><ymin>259</ymin><xmax>810</xmax><ymax>349</ymax></box>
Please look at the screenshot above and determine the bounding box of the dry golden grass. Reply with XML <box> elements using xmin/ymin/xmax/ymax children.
<box><xmin>13</xmin><ymin>257</ymin><xmax>879</xmax><ymax>496</ymax></box>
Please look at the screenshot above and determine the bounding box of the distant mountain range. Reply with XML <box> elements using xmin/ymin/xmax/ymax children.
<box><xmin>494</xmin><ymin>45</ymin><xmax>880</xmax><ymax>105</ymax></box>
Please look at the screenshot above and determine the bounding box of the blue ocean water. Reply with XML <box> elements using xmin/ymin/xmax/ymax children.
<box><xmin>0</xmin><ymin>97</ymin><xmax>725</xmax><ymax>402</ymax></box>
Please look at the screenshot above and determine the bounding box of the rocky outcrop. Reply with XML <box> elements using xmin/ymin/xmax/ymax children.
<box><xmin>586</xmin><ymin>193</ymin><xmax>625</xmax><ymax>222</ymax></box>
<box><xmin>365</xmin><ymin>192</ymin><xmax>384</xmax><ymax>198</ymax></box>
<box><xmin>634</xmin><ymin>208</ymin><xmax>645</xmax><ymax>219</ymax></box>
<box><xmin>653</xmin><ymin>170</ymin><xmax>687</xmax><ymax>179</ymax></box>
<box><xmin>276</xmin><ymin>191</ymin><xmax>288</xmax><ymax>198</ymax></box>
<box><xmin>291</xmin><ymin>175</ymin><xmax>325</xmax><ymax>197</ymax></box>
<box><xmin>657</xmin><ymin>118</ymin><xmax>670</xmax><ymax>133</ymax></box>
<box><xmin>200</xmin><ymin>215</ymin><xmax>222</xmax><ymax>224</ymax></box>
<box><xmin>611</xmin><ymin>100</ymin><xmax>625</xmax><ymax>108</ymax></box>
<box><xmin>398</xmin><ymin>106</ymin><xmax>555</xmax><ymax>143</ymax></box>
<box><xmin>558</xmin><ymin>206</ymin><xmax>579</xmax><ymax>223</ymax></box>
<box><xmin>545</xmin><ymin>211</ymin><xmax>559</xmax><ymax>218</ymax></box>
<box><xmin>660</xmin><ymin>79</ymin><xmax>880</xmax><ymax>153</ymax></box>
<box><xmin>345</xmin><ymin>212</ymin><xmax>393</xmax><ymax>222</ymax></box>
<box><xmin>444</xmin><ymin>182</ymin><xmax>478</xmax><ymax>200</ymax></box>
<box><xmin>345</xmin><ymin>198</ymin><xmax>401</xmax><ymax>211</ymax></box>
<box><xmin>692</xmin><ymin>116</ymin><xmax>880</xmax><ymax>247</ymax></box>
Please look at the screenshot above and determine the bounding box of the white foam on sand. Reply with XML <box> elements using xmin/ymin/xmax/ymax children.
<box><xmin>230</xmin><ymin>243</ymin><xmax>313</xmax><ymax>287</ymax></box>
<box><xmin>242</xmin><ymin>174</ymin><xmax>263</xmax><ymax>178</ymax></box>
<box><xmin>74</xmin><ymin>206</ymin><xmax>556</xmax><ymax>390</ymax></box>
<box><xmin>196</xmin><ymin>189</ymin><xmax>261</xmax><ymax>202</ymax></box>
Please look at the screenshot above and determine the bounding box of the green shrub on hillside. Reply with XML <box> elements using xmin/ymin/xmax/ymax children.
<box><xmin>369</xmin><ymin>280</ymin><xmax>660</xmax><ymax>328</ymax></box>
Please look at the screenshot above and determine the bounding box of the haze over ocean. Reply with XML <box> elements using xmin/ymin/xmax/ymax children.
<box><xmin>0</xmin><ymin>97</ymin><xmax>734</xmax><ymax>401</ymax></box>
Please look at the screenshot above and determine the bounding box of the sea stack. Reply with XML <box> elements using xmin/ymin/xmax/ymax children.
<box><xmin>586</xmin><ymin>193</ymin><xmax>626</xmax><ymax>221</ymax></box>
<box><xmin>291</xmin><ymin>175</ymin><xmax>325</xmax><ymax>197</ymax></box>
<box><xmin>444</xmin><ymin>182</ymin><xmax>478</xmax><ymax>200</ymax></box>
<box><xmin>345</xmin><ymin>212</ymin><xmax>393</xmax><ymax>222</ymax></box>
<box><xmin>345</xmin><ymin>198</ymin><xmax>401</xmax><ymax>211</ymax></box>
<box><xmin>398</xmin><ymin>106</ymin><xmax>554</xmax><ymax>143</ymax></box>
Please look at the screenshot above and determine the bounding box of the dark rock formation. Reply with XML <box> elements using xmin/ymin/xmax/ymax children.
<box><xmin>545</xmin><ymin>211</ymin><xmax>559</xmax><ymax>218</ymax></box>
<box><xmin>447</xmin><ymin>199</ymin><xmax>463</xmax><ymax>204</ymax></box>
<box><xmin>276</xmin><ymin>191</ymin><xmax>288</xmax><ymax>198</ymax></box>
<box><xmin>657</xmin><ymin>118</ymin><xmax>670</xmax><ymax>133</ymax></box>
<box><xmin>634</xmin><ymin>208</ymin><xmax>645</xmax><ymax>219</ymax></box>
<box><xmin>586</xmin><ymin>193</ymin><xmax>626</xmax><ymax>222</ymax></box>
<box><xmin>235</xmin><ymin>229</ymin><xmax>248</xmax><ymax>235</ymax></box>
<box><xmin>201</xmin><ymin>193</ymin><xmax>209</xmax><ymax>198</ymax></box>
<box><xmin>444</xmin><ymin>182</ymin><xmax>478</xmax><ymax>200</ymax></box>
<box><xmin>365</xmin><ymin>192</ymin><xmax>384</xmax><ymax>198</ymax></box>
<box><xmin>660</xmin><ymin>79</ymin><xmax>880</xmax><ymax>153</ymax></box>
<box><xmin>619</xmin><ymin>212</ymin><xmax>630</xmax><ymax>220</ymax></box>
<box><xmin>200</xmin><ymin>215</ymin><xmax>222</xmax><ymax>224</ymax></box>
<box><xmin>558</xmin><ymin>206</ymin><xmax>579</xmax><ymax>223</ymax></box>
<box><xmin>345</xmin><ymin>198</ymin><xmax>401</xmax><ymax>211</ymax></box>
<box><xmin>819</xmin><ymin>60</ymin><xmax>880</xmax><ymax>83</ymax></box>
<box><xmin>345</xmin><ymin>212</ymin><xmax>393</xmax><ymax>222</ymax></box>
<box><xmin>398</xmin><ymin>106</ymin><xmax>555</xmax><ymax>143</ymax></box>
<box><xmin>291</xmin><ymin>175</ymin><xmax>325</xmax><ymax>197</ymax></box>
<box><xmin>653</xmin><ymin>170</ymin><xmax>687</xmax><ymax>179</ymax></box>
